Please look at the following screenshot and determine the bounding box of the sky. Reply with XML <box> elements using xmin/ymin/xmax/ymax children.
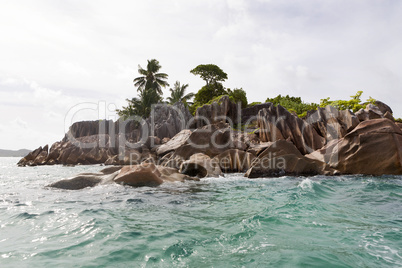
<box><xmin>0</xmin><ymin>0</ymin><xmax>401</xmax><ymax>150</ymax></box>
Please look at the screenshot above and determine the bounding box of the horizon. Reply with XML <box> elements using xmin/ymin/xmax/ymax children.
<box><xmin>1</xmin><ymin>0</ymin><xmax>402</xmax><ymax>150</ymax></box>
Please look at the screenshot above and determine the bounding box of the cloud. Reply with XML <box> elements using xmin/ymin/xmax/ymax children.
<box><xmin>0</xmin><ymin>0</ymin><xmax>402</xmax><ymax>149</ymax></box>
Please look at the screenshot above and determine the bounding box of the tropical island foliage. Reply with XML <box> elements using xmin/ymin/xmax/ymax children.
<box><xmin>117</xmin><ymin>59</ymin><xmax>384</xmax><ymax>120</ymax></box>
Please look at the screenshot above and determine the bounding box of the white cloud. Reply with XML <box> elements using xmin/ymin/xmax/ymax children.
<box><xmin>0</xmin><ymin>0</ymin><xmax>402</xmax><ymax>149</ymax></box>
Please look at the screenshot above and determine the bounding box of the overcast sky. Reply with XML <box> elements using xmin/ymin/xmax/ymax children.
<box><xmin>1</xmin><ymin>0</ymin><xmax>401</xmax><ymax>150</ymax></box>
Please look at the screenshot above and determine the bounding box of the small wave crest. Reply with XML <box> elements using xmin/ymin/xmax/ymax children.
<box><xmin>298</xmin><ymin>178</ymin><xmax>317</xmax><ymax>190</ymax></box>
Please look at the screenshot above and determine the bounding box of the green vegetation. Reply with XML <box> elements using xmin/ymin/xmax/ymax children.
<box><xmin>319</xmin><ymin>91</ymin><xmax>375</xmax><ymax>113</ymax></box>
<box><xmin>189</xmin><ymin>64</ymin><xmax>231</xmax><ymax>114</ymax></box>
<box><xmin>265</xmin><ymin>94</ymin><xmax>319</xmax><ymax>118</ymax></box>
<box><xmin>133</xmin><ymin>59</ymin><xmax>169</xmax><ymax>95</ymax></box>
<box><xmin>248</xmin><ymin>102</ymin><xmax>262</xmax><ymax>107</ymax></box>
<box><xmin>227</xmin><ymin>88</ymin><xmax>247</xmax><ymax>109</ymax></box>
<box><xmin>117</xmin><ymin>59</ymin><xmax>385</xmax><ymax>121</ymax></box>
<box><xmin>167</xmin><ymin>81</ymin><xmax>194</xmax><ymax>106</ymax></box>
<box><xmin>117</xmin><ymin>59</ymin><xmax>168</xmax><ymax>119</ymax></box>
<box><xmin>190</xmin><ymin>64</ymin><xmax>228</xmax><ymax>86</ymax></box>
<box><xmin>395</xmin><ymin>118</ymin><xmax>402</xmax><ymax>123</ymax></box>
<box><xmin>263</xmin><ymin>91</ymin><xmax>377</xmax><ymax>118</ymax></box>
<box><xmin>117</xmin><ymin>87</ymin><xmax>163</xmax><ymax>120</ymax></box>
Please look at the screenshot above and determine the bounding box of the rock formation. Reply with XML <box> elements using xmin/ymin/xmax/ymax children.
<box><xmin>213</xmin><ymin>149</ymin><xmax>256</xmax><ymax>172</ymax></box>
<box><xmin>305</xmin><ymin>105</ymin><xmax>360</xmax><ymax>143</ymax></box>
<box><xmin>180</xmin><ymin>153</ymin><xmax>223</xmax><ymax>178</ymax></box>
<box><xmin>257</xmin><ymin>104</ymin><xmax>325</xmax><ymax>154</ymax></box>
<box><xmin>195</xmin><ymin>95</ymin><xmax>239</xmax><ymax>128</ymax></box>
<box><xmin>307</xmin><ymin>118</ymin><xmax>402</xmax><ymax>175</ymax></box>
<box><xmin>245</xmin><ymin>140</ymin><xmax>336</xmax><ymax>178</ymax></box>
<box><xmin>19</xmin><ymin>98</ymin><xmax>402</xmax><ymax>188</ymax></box>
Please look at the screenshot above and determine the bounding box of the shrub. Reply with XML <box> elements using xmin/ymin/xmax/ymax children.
<box><xmin>265</xmin><ymin>94</ymin><xmax>319</xmax><ymax>118</ymax></box>
<box><xmin>319</xmin><ymin>91</ymin><xmax>375</xmax><ymax>112</ymax></box>
<box><xmin>227</xmin><ymin>88</ymin><xmax>248</xmax><ymax>109</ymax></box>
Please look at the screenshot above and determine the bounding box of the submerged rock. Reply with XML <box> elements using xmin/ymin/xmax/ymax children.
<box><xmin>47</xmin><ymin>170</ymin><xmax>120</xmax><ymax>190</ymax></box>
<box><xmin>114</xmin><ymin>163</ymin><xmax>196</xmax><ymax>187</ymax></box>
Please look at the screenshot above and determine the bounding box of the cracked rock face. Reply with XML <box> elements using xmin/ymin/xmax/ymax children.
<box><xmin>257</xmin><ymin>104</ymin><xmax>324</xmax><ymax>155</ymax></box>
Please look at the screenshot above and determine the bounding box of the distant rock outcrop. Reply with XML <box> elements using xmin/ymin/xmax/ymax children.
<box><xmin>0</xmin><ymin>149</ymin><xmax>31</xmax><ymax>157</ymax></box>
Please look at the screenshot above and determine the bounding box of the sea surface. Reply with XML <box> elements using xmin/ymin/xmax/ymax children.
<box><xmin>0</xmin><ymin>157</ymin><xmax>401</xmax><ymax>267</ymax></box>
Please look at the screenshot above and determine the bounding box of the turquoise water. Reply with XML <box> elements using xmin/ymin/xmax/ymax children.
<box><xmin>0</xmin><ymin>157</ymin><xmax>401</xmax><ymax>267</ymax></box>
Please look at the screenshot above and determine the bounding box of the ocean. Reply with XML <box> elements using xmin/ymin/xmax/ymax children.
<box><xmin>0</xmin><ymin>157</ymin><xmax>401</xmax><ymax>267</ymax></box>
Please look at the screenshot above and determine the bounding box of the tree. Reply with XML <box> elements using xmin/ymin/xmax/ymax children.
<box><xmin>190</xmin><ymin>64</ymin><xmax>228</xmax><ymax>86</ymax></box>
<box><xmin>167</xmin><ymin>81</ymin><xmax>195</xmax><ymax>105</ymax></box>
<box><xmin>227</xmin><ymin>88</ymin><xmax>248</xmax><ymax>109</ymax></box>
<box><xmin>266</xmin><ymin>94</ymin><xmax>319</xmax><ymax>118</ymax></box>
<box><xmin>117</xmin><ymin>59</ymin><xmax>168</xmax><ymax>119</ymax></box>
<box><xmin>133</xmin><ymin>59</ymin><xmax>169</xmax><ymax>94</ymax></box>
<box><xmin>117</xmin><ymin>87</ymin><xmax>163</xmax><ymax>119</ymax></box>
<box><xmin>192</xmin><ymin>83</ymin><xmax>227</xmax><ymax>107</ymax></box>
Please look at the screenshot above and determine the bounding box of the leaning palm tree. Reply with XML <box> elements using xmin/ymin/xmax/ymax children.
<box><xmin>167</xmin><ymin>81</ymin><xmax>195</xmax><ymax>105</ymax></box>
<box><xmin>133</xmin><ymin>59</ymin><xmax>169</xmax><ymax>94</ymax></box>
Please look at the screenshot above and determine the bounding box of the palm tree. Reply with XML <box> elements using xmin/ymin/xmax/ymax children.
<box><xmin>167</xmin><ymin>81</ymin><xmax>195</xmax><ymax>105</ymax></box>
<box><xmin>133</xmin><ymin>59</ymin><xmax>169</xmax><ymax>94</ymax></box>
<box><xmin>117</xmin><ymin>87</ymin><xmax>163</xmax><ymax>119</ymax></box>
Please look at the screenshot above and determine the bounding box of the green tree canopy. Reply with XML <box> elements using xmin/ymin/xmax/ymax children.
<box><xmin>227</xmin><ymin>88</ymin><xmax>248</xmax><ymax>109</ymax></box>
<box><xmin>192</xmin><ymin>83</ymin><xmax>226</xmax><ymax>106</ymax></box>
<box><xmin>190</xmin><ymin>64</ymin><xmax>228</xmax><ymax>86</ymax></box>
<box><xmin>167</xmin><ymin>81</ymin><xmax>195</xmax><ymax>105</ymax></box>
<box><xmin>117</xmin><ymin>87</ymin><xmax>163</xmax><ymax>119</ymax></box>
<box><xmin>117</xmin><ymin>59</ymin><xmax>168</xmax><ymax>119</ymax></box>
<box><xmin>133</xmin><ymin>59</ymin><xmax>169</xmax><ymax>94</ymax></box>
<box><xmin>265</xmin><ymin>94</ymin><xmax>319</xmax><ymax>118</ymax></box>
<box><xmin>319</xmin><ymin>91</ymin><xmax>375</xmax><ymax>112</ymax></box>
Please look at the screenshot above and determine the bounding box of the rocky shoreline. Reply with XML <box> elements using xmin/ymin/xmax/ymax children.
<box><xmin>18</xmin><ymin>96</ymin><xmax>402</xmax><ymax>190</ymax></box>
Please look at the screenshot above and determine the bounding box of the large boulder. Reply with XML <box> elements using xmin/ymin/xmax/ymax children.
<box><xmin>158</xmin><ymin>123</ymin><xmax>239</xmax><ymax>165</ymax></box>
<box><xmin>241</xmin><ymin>103</ymin><xmax>274</xmax><ymax>125</ymax></box>
<box><xmin>156</xmin><ymin>166</ymin><xmax>198</xmax><ymax>182</ymax></box>
<box><xmin>247</xmin><ymin>142</ymin><xmax>273</xmax><ymax>156</ymax></box>
<box><xmin>156</xmin><ymin>129</ymin><xmax>192</xmax><ymax>156</ymax></box>
<box><xmin>355</xmin><ymin>104</ymin><xmax>383</xmax><ymax>121</ymax></box>
<box><xmin>374</xmin><ymin>100</ymin><xmax>393</xmax><ymax>115</ymax></box>
<box><xmin>305</xmin><ymin>105</ymin><xmax>360</xmax><ymax>143</ymax></box>
<box><xmin>195</xmin><ymin>95</ymin><xmax>239</xmax><ymax>128</ymax></box>
<box><xmin>213</xmin><ymin>149</ymin><xmax>256</xmax><ymax>173</ymax></box>
<box><xmin>180</xmin><ymin>153</ymin><xmax>223</xmax><ymax>178</ymax></box>
<box><xmin>257</xmin><ymin>104</ymin><xmax>325</xmax><ymax>154</ymax></box>
<box><xmin>306</xmin><ymin>118</ymin><xmax>402</xmax><ymax>175</ymax></box>
<box><xmin>145</xmin><ymin>102</ymin><xmax>193</xmax><ymax>140</ymax></box>
<box><xmin>17</xmin><ymin>146</ymin><xmax>43</xmax><ymax>166</ymax></box>
<box><xmin>114</xmin><ymin>163</ymin><xmax>164</xmax><ymax>187</ymax></box>
<box><xmin>245</xmin><ymin>140</ymin><xmax>336</xmax><ymax>178</ymax></box>
<box><xmin>114</xmin><ymin>163</ymin><xmax>194</xmax><ymax>187</ymax></box>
